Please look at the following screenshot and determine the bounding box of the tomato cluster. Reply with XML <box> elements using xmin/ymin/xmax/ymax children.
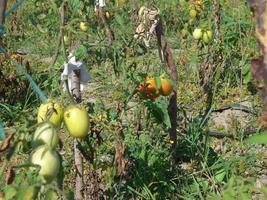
<box><xmin>193</xmin><ymin>28</ymin><xmax>213</xmax><ymax>44</ymax></box>
<box><xmin>138</xmin><ymin>77</ymin><xmax>174</xmax><ymax>100</ymax></box>
<box><xmin>29</xmin><ymin>101</ymin><xmax>90</xmax><ymax>183</ymax></box>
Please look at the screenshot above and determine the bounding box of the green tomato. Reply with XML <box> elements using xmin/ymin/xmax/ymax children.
<box><xmin>192</xmin><ymin>28</ymin><xmax>202</xmax><ymax>40</ymax></box>
<box><xmin>32</xmin><ymin>122</ymin><xmax>59</xmax><ymax>149</ymax></box>
<box><xmin>207</xmin><ymin>30</ymin><xmax>213</xmax><ymax>38</ymax></box>
<box><xmin>30</xmin><ymin>146</ymin><xmax>60</xmax><ymax>183</ymax></box>
<box><xmin>63</xmin><ymin>35</ymin><xmax>71</xmax><ymax>46</ymax></box>
<box><xmin>37</xmin><ymin>100</ymin><xmax>63</xmax><ymax>127</ymax></box>
<box><xmin>202</xmin><ymin>31</ymin><xmax>213</xmax><ymax>43</ymax></box>
<box><xmin>79</xmin><ymin>22</ymin><xmax>88</xmax><ymax>32</ymax></box>
<box><xmin>63</xmin><ymin>105</ymin><xmax>89</xmax><ymax>138</ymax></box>
<box><xmin>189</xmin><ymin>9</ymin><xmax>197</xmax><ymax>18</ymax></box>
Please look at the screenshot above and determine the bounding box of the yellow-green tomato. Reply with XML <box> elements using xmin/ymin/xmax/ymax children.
<box><xmin>192</xmin><ymin>28</ymin><xmax>202</xmax><ymax>40</ymax></box>
<box><xmin>32</xmin><ymin>122</ymin><xmax>58</xmax><ymax>149</ymax></box>
<box><xmin>79</xmin><ymin>22</ymin><xmax>88</xmax><ymax>32</ymax></box>
<box><xmin>189</xmin><ymin>9</ymin><xmax>197</xmax><ymax>18</ymax></box>
<box><xmin>37</xmin><ymin>101</ymin><xmax>63</xmax><ymax>127</ymax></box>
<box><xmin>207</xmin><ymin>30</ymin><xmax>213</xmax><ymax>38</ymax></box>
<box><xmin>63</xmin><ymin>105</ymin><xmax>89</xmax><ymax>138</ymax></box>
<box><xmin>30</xmin><ymin>145</ymin><xmax>60</xmax><ymax>183</ymax></box>
<box><xmin>202</xmin><ymin>31</ymin><xmax>212</xmax><ymax>43</ymax></box>
<box><xmin>63</xmin><ymin>35</ymin><xmax>71</xmax><ymax>46</ymax></box>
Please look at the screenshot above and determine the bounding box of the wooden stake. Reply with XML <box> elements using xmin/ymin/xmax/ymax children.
<box><xmin>155</xmin><ymin>19</ymin><xmax>178</xmax><ymax>147</ymax></box>
<box><xmin>71</xmin><ymin>69</ymin><xmax>84</xmax><ymax>199</ymax></box>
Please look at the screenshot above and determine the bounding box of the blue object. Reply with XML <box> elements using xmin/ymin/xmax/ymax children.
<box><xmin>0</xmin><ymin>25</ymin><xmax>5</xmax><ymax>36</ymax></box>
<box><xmin>0</xmin><ymin>120</ymin><xmax>5</xmax><ymax>141</ymax></box>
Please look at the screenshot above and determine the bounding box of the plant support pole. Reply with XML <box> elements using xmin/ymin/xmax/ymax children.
<box><xmin>247</xmin><ymin>0</ymin><xmax>267</xmax><ymax>130</ymax></box>
<box><xmin>72</xmin><ymin>69</ymin><xmax>83</xmax><ymax>200</ymax></box>
<box><xmin>0</xmin><ymin>0</ymin><xmax>7</xmax><ymax>26</ymax></box>
<box><xmin>155</xmin><ymin>19</ymin><xmax>178</xmax><ymax>147</ymax></box>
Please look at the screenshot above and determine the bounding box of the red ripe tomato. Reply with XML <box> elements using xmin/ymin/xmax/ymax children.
<box><xmin>138</xmin><ymin>78</ymin><xmax>160</xmax><ymax>100</ymax></box>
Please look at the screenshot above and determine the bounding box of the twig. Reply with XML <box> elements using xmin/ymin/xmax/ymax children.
<box><xmin>212</xmin><ymin>103</ymin><xmax>259</xmax><ymax>115</ymax></box>
<box><xmin>98</xmin><ymin>6</ymin><xmax>113</xmax><ymax>45</ymax></box>
<box><xmin>50</xmin><ymin>2</ymin><xmax>65</xmax><ymax>68</ymax></box>
<box><xmin>0</xmin><ymin>132</ymin><xmax>15</xmax><ymax>152</ymax></box>
<box><xmin>5</xmin><ymin>166</ymin><xmax>15</xmax><ymax>184</ymax></box>
<box><xmin>155</xmin><ymin>18</ymin><xmax>178</xmax><ymax>147</ymax></box>
<box><xmin>208</xmin><ymin>129</ymin><xmax>258</xmax><ymax>139</ymax></box>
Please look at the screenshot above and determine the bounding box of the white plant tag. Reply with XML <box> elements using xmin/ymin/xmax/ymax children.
<box><xmin>99</xmin><ymin>0</ymin><xmax>105</xmax><ymax>7</ymax></box>
<box><xmin>61</xmin><ymin>57</ymin><xmax>91</xmax><ymax>93</ymax></box>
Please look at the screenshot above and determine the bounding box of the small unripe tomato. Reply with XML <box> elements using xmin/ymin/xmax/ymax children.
<box><xmin>63</xmin><ymin>35</ymin><xmax>71</xmax><ymax>46</ymax></box>
<box><xmin>202</xmin><ymin>30</ymin><xmax>212</xmax><ymax>43</ymax></box>
<box><xmin>189</xmin><ymin>9</ymin><xmax>197</xmax><ymax>18</ymax></box>
<box><xmin>193</xmin><ymin>28</ymin><xmax>202</xmax><ymax>40</ymax></box>
<box><xmin>207</xmin><ymin>30</ymin><xmax>213</xmax><ymax>38</ymax></box>
<box><xmin>105</xmin><ymin>11</ymin><xmax>111</xmax><ymax>20</ymax></box>
<box><xmin>80</xmin><ymin>22</ymin><xmax>88</xmax><ymax>32</ymax></box>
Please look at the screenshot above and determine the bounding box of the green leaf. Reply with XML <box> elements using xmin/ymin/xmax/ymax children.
<box><xmin>155</xmin><ymin>76</ymin><xmax>161</xmax><ymax>89</ymax></box>
<box><xmin>75</xmin><ymin>45</ymin><xmax>87</xmax><ymax>61</ymax></box>
<box><xmin>68</xmin><ymin>0</ymin><xmax>81</xmax><ymax>13</ymax></box>
<box><xmin>214</xmin><ymin>168</ymin><xmax>226</xmax><ymax>183</ymax></box>
<box><xmin>245</xmin><ymin>132</ymin><xmax>267</xmax><ymax>145</ymax></box>
<box><xmin>145</xmin><ymin>100</ymin><xmax>171</xmax><ymax>128</ymax></box>
<box><xmin>4</xmin><ymin>185</ymin><xmax>17</xmax><ymax>200</ymax></box>
<box><xmin>263</xmin><ymin>186</ymin><xmax>267</xmax><ymax>198</ymax></box>
<box><xmin>115</xmin><ymin>15</ymin><xmax>125</xmax><ymax>26</ymax></box>
<box><xmin>243</xmin><ymin>70</ymin><xmax>252</xmax><ymax>84</ymax></box>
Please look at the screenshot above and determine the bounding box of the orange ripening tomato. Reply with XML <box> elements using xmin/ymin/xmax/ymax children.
<box><xmin>160</xmin><ymin>78</ymin><xmax>173</xmax><ymax>96</ymax></box>
<box><xmin>138</xmin><ymin>78</ymin><xmax>160</xmax><ymax>100</ymax></box>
